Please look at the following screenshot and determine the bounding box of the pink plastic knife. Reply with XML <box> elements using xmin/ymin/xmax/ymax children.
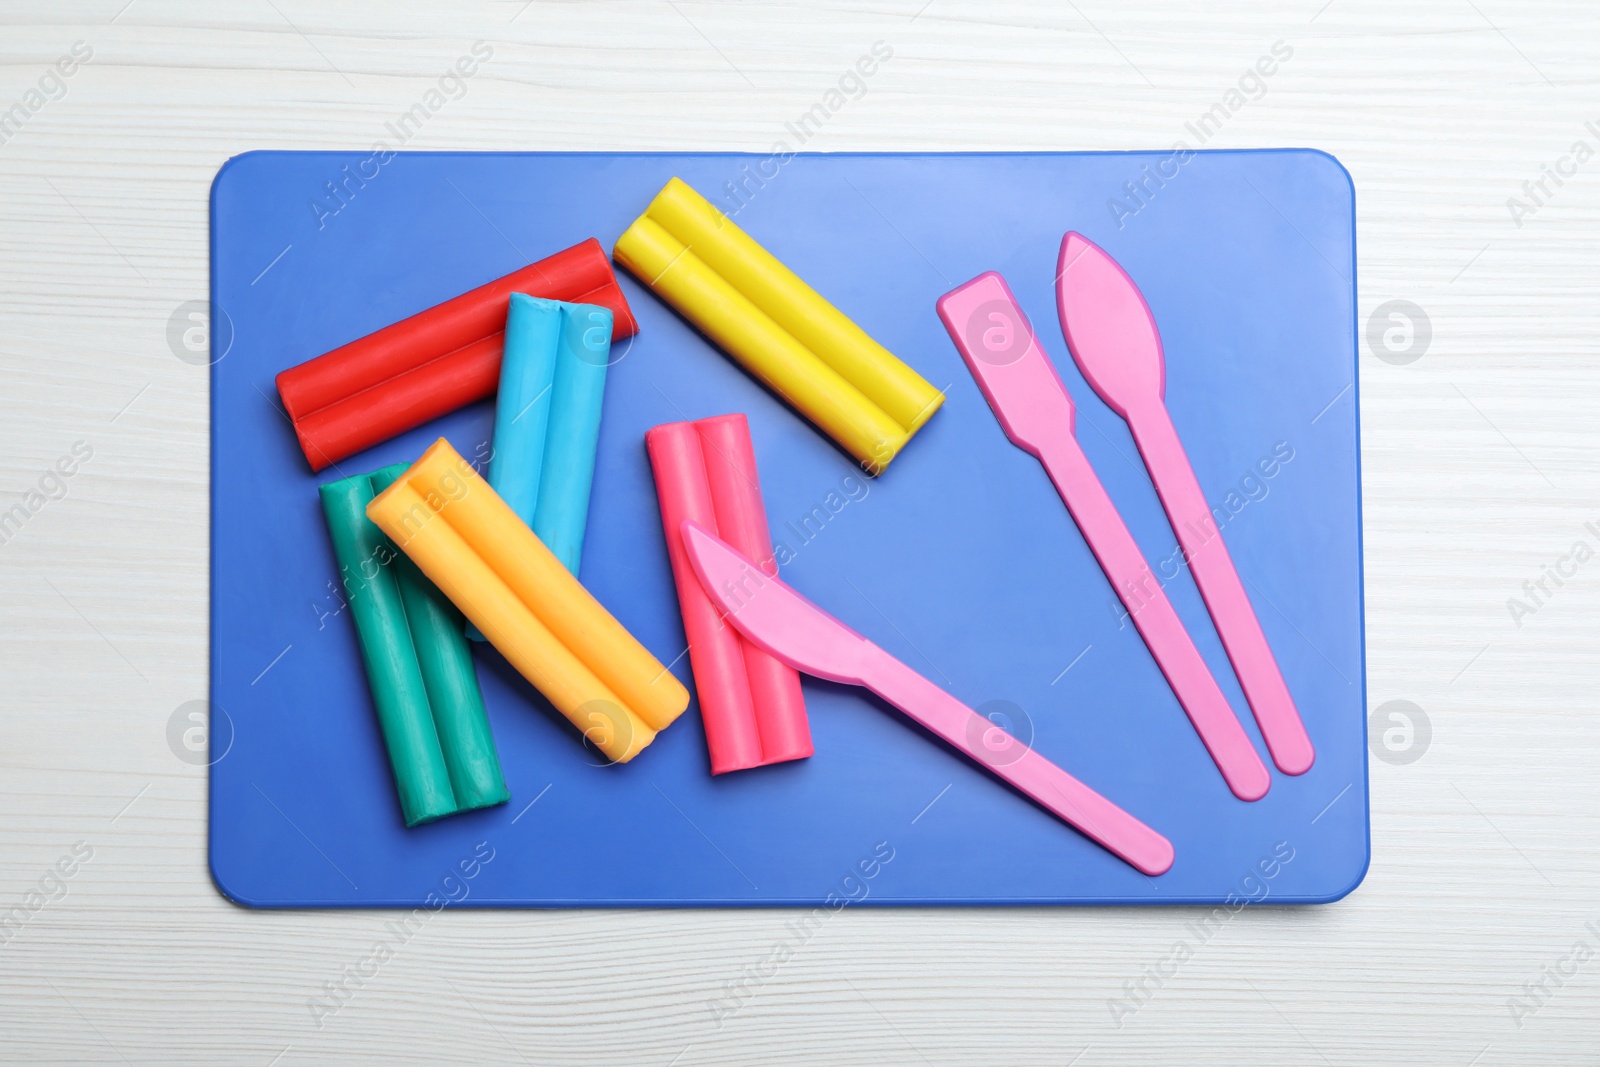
<box><xmin>937</xmin><ymin>271</ymin><xmax>1270</xmax><ymax>802</ymax></box>
<box><xmin>1055</xmin><ymin>233</ymin><xmax>1314</xmax><ymax>776</ymax></box>
<box><xmin>680</xmin><ymin>520</ymin><xmax>1175</xmax><ymax>876</ymax></box>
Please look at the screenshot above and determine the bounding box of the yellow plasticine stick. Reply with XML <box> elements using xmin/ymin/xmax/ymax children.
<box><xmin>367</xmin><ymin>439</ymin><xmax>688</xmax><ymax>762</ymax></box>
<box><xmin>614</xmin><ymin>177</ymin><xmax>944</xmax><ymax>474</ymax></box>
<box><xmin>642</xmin><ymin>178</ymin><xmax>941</xmax><ymax>432</ymax></box>
<box><xmin>619</xmin><ymin>218</ymin><xmax>908</xmax><ymax>469</ymax></box>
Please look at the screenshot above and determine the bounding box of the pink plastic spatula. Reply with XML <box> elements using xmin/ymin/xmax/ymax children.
<box><xmin>937</xmin><ymin>271</ymin><xmax>1270</xmax><ymax>802</ymax></box>
<box><xmin>681</xmin><ymin>520</ymin><xmax>1175</xmax><ymax>876</ymax></box>
<box><xmin>1055</xmin><ymin>232</ymin><xmax>1314</xmax><ymax>776</ymax></box>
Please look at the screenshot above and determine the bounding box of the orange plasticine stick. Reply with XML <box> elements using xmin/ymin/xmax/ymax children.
<box><xmin>367</xmin><ymin>439</ymin><xmax>687</xmax><ymax>763</ymax></box>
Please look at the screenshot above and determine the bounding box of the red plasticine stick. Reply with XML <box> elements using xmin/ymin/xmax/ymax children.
<box><xmin>276</xmin><ymin>238</ymin><xmax>637</xmax><ymax>471</ymax></box>
<box><xmin>647</xmin><ymin>414</ymin><xmax>813</xmax><ymax>774</ymax></box>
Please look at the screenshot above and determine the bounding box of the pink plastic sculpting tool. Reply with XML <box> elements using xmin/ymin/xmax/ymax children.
<box><xmin>937</xmin><ymin>272</ymin><xmax>1270</xmax><ymax>802</ymax></box>
<box><xmin>1055</xmin><ymin>233</ymin><xmax>1314</xmax><ymax>776</ymax></box>
<box><xmin>680</xmin><ymin>520</ymin><xmax>1174</xmax><ymax>876</ymax></box>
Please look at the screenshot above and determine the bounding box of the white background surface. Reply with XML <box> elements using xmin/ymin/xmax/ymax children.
<box><xmin>2</xmin><ymin>2</ymin><xmax>1597</xmax><ymax>1063</ymax></box>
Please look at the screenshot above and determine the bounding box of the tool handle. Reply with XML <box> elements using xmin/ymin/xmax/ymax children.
<box><xmin>937</xmin><ymin>271</ymin><xmax>1269</xmax><ymax>801</ymax></box>
<box><xmin>864</xmin><ymin>653</ymin><xmax>1175</xmax><ymax>875</ymax></box>
<box><xmin>1129</xmin><ymin>404</ymin><xmax>1315</xmax><ymax>774</ymax></box>
<box><xmin>1033</xmin><ymin>433</ymin><xmax>1272</xmax><ymax>801</ymax></box>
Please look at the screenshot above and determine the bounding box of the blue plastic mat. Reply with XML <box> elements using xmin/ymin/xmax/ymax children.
<box><xmin>209</xmin><ymin>150</ymin><xmax>1366</xmax><ymax>907</ymax></box>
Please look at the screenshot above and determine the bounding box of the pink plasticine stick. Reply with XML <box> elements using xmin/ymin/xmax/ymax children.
<box><xmin>1055</xmin><ymin>233</ymin><xmax>1314</xmax><ymax>776</ymax></box>
<box><xmin>936</xmin><ymin>272</ymin><xmax>1270</xmax><ymax>802</ymax></box>
<box><xmin>680</xmin><ymin>520</ymin><xmax>1175</xmax><ymax>876</ymax></box>
<box><xmin>646</xmin><ymin>415</ymin><xmax>812</xmax><ymax>774</ymax></box>
<box><xmin>695</xmin><ymin>415</ymin><xmax>816</xmax><ymax>765</ymax></box>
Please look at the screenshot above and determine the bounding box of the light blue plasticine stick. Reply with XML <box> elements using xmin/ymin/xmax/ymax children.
<box><xmin>470</xmin><ymin>295</ymin><xmax>612</xmax><ymax>641</ymax></box>
<box><xmin>487</xmin><ymin>293</ymin><xmax>562</xmax><ymax>526</ymax></box>
<box><xmin>534</xmin><ymin>301</ymin><xmax>612</xmax><ymax>574</ymax></box>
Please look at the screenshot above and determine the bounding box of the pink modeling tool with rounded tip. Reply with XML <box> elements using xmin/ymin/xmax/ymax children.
<box><xmin>679</xmin><ymin>521</ymin><xmax>1174</xmax><ymax>875</ymax></box>
<box><xmin>936</xmin><ymin>271</ymin><xmax>1270</xmax><ymax>802</ymax></box>
<box><xmin>1055</xmin><ymin>232</ymin><xmax>1314</xmax><ymax>776</ymax></box>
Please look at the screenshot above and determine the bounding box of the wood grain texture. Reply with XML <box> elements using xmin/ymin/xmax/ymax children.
<box><xmin>1</xmin><ymin>1</ymin><xmax>1597</xmax><ymax>1063</ymax></box>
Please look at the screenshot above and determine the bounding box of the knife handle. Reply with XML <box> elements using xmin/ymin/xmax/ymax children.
<box><xmin>864</xmin><ymin>652</ymin><xmax>1175</xmax><ymax>876</ymax></box>
<box><xmin>1128</xmin><ymin>402</ymin><xmax>1315</xmax><ymax>775</ymax></box>
<box><xmin>1033</xmin><ymin>432</ymin><xmax>1272</xmax><ymax>802</ymax></box>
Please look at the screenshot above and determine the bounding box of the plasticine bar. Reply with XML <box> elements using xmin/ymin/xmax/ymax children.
<box><xmin>365</xmin><ymin>465</ymin><xmax>510</xmax><ymax>811</ymax></box>
<box><xmin>368</xmin><ymin>439</ymin><xmax>689</xmax><ymax>763</ymax></box>
<box><xmin>466</xmin><ymin>294</ymin><xmax>611</xmax><ymax>642</ymax></box>
<box><xmin>485</xmin><ymin>294</ymin><xmax>560</xmax><ymax>534</ymax></box>
<box><xmin>320</xmin><ymin>465</ymin><xmax>509</xmax><ymax>826</ymax></box>
<box><xmin>647</xmin><ymin>414</ymin><xmax>812</xmax><ymax>774</ymax></box>
<box><xmin>613</xmin><ymin>178</ymin><xmax>943</xmax><ymax>474</ymax></box>
<box><xmin>487</xmin><ymin>294</ymin><xmax>612</xmax><ymax>575</ymax></box>
<box><xmin>277</xmin><ymin>239</ymin><xmax>637</xmax><ymax>472</ymax></box>
<box><xmin>536</xmin><ymin>300</ymin><xmax>611</xmax><ymax>572</ymax></box>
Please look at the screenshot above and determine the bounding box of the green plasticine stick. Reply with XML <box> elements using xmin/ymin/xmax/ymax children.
<box><xmin>320</xmin><ymin>472</ymin><xmax>456</xmax><ymax>826</ymax></box>
<box><xmin>368</xmin><ymin>464</ymin><xmax>510</xmax><ymax>812</ymax></box>
<box><xmin>320</xmin><ymin>465</ymin><xmax>508</xmax><ymax>826</ymax></box>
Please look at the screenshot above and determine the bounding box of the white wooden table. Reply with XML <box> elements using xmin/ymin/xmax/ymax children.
<box><xmin>2</xmin><ymin>2</ymin><xmax>1596</xmax><ymax>1063</ymax></box>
